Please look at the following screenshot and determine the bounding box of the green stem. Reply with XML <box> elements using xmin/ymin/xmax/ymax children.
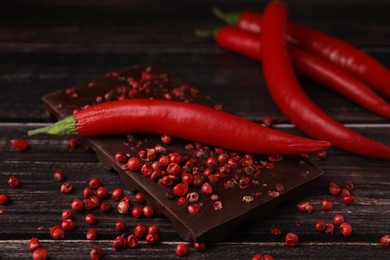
<box><xmin>28</xmin><ymin>115</ymin><xmax>78</xmax><ymax>136</ymax></box>
<box><xmin>194</xmin><ymin>29</ymin><xmax>218</xmax><ymax>39</ymax></box>
<box><xmin>211</xmin><ymin>6</ymin><xmax>239</xmax><ymax>25</ymax></box>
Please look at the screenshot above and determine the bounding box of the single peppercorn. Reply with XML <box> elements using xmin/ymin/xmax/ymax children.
<box><xmin>146</xmin><ymin>233</ymin><xmax>159</xmax><ymax>245</ymax></box>
<box><xmin>11</xmin><ymin>139</ymin><xmax>29</xmax><ymax>152</ymax></box>
<box><xmin>116</xmin><ymin>221</ymin><xmax>127</xmax><ymax>232</ymax></box>
<box><xmin>285</xmin><ymin>232</ymin><xmax>299</xmax><ymax>246</ymax></box>
<box><xmin>148</xmin><ymin>225</ymin><xmax>160</xmax><ymax>235</ymax></box>
<box><xmin>71</xmin><ymin>199</ymin><xmax>84</xmax><ymax>211</ymax></box>
<box><xmin>32</xmin><ymin>248</ymin><xmax>48</xmax><ymax>260</ymax></box>
<box><xmin>0</xmin><ymin>193</ymin><xmax>10</xmax><ymax>205</ymax></box>
<box><xmin>176</xmin><ymin>243</ymin><xmax>188</xmax><ymax>257</ymax></box>
<box><xmin>112</xmin><ymin>188</ymin><xmax>124</xmax><ymax>201</ymax></box>
<box><xmin>173</xmin><ymin>183</ymin><xmax>189</xmax><ymax>197</ymax></box>
<box><xmin>134</xmin><ymin>223</ymin><xmax>148</xmax><ymax>238</ymax></box>
<box><xmin>321</xmin><ymin>198</ymin><xmax>333</xmax><ymax>211</ymax></box>
<box><xmin>112</xmin><ymin>235</ymin><xmax>127</xmax><ymax>250</ymax></box>
<box><xmin>193</xmin><ymin>242</ymin><xmax>206</xmax><ymax>252</ymax></box>
<box><xmin>117</xmin><ymin>198</ymin><xmax>130</xmax><ymax>214</ymax></box>
<box><xmin>53</xmin><ymin>170</ymin><xmax>65</xmax><ymax>182</ymax></box>
<box><xmin>135</xmin><ymin>192</ymin><xmax>146</xmax><ymax>204</ymax></box>
<box><xmin>60</xmin><ymin>183</ymin><xmax>73</xmax><ymax>194</ymax></box>
<box><xmin>143</xmin><ymin>205</ymin><xmax>154</xmax><ymax>218</ymax></box>
<box><xmin>86</xmin><ymin>228</ymin><xmax>98</xmax><ymax>240</ymax></box>
<box><xmin>127</xmin><ymin>157</ymin><xmax>141</xmax><ymax>171</ymax></box>
<box><xmin>325</xmin><ymin>223</ymin><xmax>335</xmax><ymax>235</ymax></box>
<box><xmin>127</xmin><ymin>234</ymin><xmax>139</xmax><ymax>249</ymax></box>
<box><xmin>85</xmin><ymin>213</ymin><xmax>97</xmax><ymax>225</ymax></box>
<box><xmin>61</xmin><ymin>209</ymin><xmax>72</xmax><ymax>221</ymax></box>
<box><xmin>8</xmin><ymin>176</ymin><xmax>20</xmax><ymax>188</ymax></box>
<box><xmin>62</xmin><ymin>219</ymin><xmax>75</xmax><ymax>231</ymax></box>
<box><xmin>328</xmin><ymin>182</ymin><xmax>341</xmax><ymax>195</ymax></box>
<box><xmin>380</xmin><ymin>234</ymin><xmax>390</xmax><ymax>247</ymax></box>
<box><xmin>132</xmin><ymin>207</ymin><xmax>143</xmax><ymax>218</ymax></box>
<box><xmin>314</xmin><ymin>221</ymin><xmax>326</xmax><ymax>232</ymax></box>
<box><xmin>89</xmin><ymin>246</ymin><xmax>104</xmax><ymax>260</ymax></box>
<box><xmin>50</xmin><ymin>225</ymin><xmax>64</xmax><ymax>240</ymax></box>
<box><xmin>296</xmin><ymin>201</ymin><xmax>314</xmax><ymax>213</ymax></box>
<box><xmin>340</xmin><ymin>222</ymin><xmax>352</xmax><ymax>237</ymax></box>
<box><xmin>88</xmin><ymin>177</ymin><xmax>101</xmax><ymax>189</ymax></box>
<box><xmin>341</xmin><ymin>195</ymin><xmax>355</xmax><ymax>205</ymax></box>
<box><xmin>96</xmin><ymin>186</ymin><xmax>109</xmax><ymax>199</ymax></box>
<box><xmin>67</xmin><ymin>138</ymin><xmax>78</xmax><ymax>148</ymax></box>
<box><xmin>28</xmin><ymin>237</ymin><xmax>41</xmax><ymax>251</ymax></box>
<box><xmin>188</xmin><ymin>204</ymin><xmax>201</xmax><ymax>214</ymax></box>
<box><xmin>100</xmin><ymin>202</ymin><xmax>112</xmax><ymax>212</ymax></box>
<box><xmin>114</xmin><ymin>152</ymin><xmax>128</xmax><ymax>164</ymax></box>
<box><xmin>333</xmin><ymin>214</ymin><xmax>345</xmax><ymax>225</ymax></box>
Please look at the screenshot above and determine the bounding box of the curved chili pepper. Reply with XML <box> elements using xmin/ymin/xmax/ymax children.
<box><xmin>202</xmin><ymin>26</ymin><xmax>390</xmax><ymax>118</ymax></box>
<box><xmin>261</xmin><ymin>2</ymin><xmax>390</xmax><ymax>159</ymax></box>
<box><xmin>214</xmin><ymin>8</ymin><xmax>390</xmax><ymax>98</ymax></box>
<box><xmin>28</xmin><ymin>99</ymin><xmax>330</xmax><ymax>155</ymax></box>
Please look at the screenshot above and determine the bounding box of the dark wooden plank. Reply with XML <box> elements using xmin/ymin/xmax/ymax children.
<box><xmin>1</xmin><ymin>52</ymin><xmax>390</xmax><ymax>123</ymax></box>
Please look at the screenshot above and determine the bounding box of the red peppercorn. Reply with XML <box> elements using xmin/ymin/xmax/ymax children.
<box><xmin>325</xmin><ymin>223</ymin><xmax>334</xmax><ymax>235</ymax></box>
<box><xmin>143</xmin><ymin>205</ymin><xmax>154</xmax><ymax>218</ymax></box>
<box><xmin>117</xmin><ymin>198</ymin><xmax>130</xmax><ymax>214</ymax></box>
<box><xmin>160</xmin><ymin>176</ymin><xmax>174</xmax><ymax>186</ymax></box>
<box><xmin>173</xmin><ymin>183</ymin><xmax>189</xmax><ymax>197</ymax></box>
<box><xmin>181</xmin><ymin>173</ymin><xmax>194</xmax><ymax>185</ymax></box>
<box><xmin>341</xmin><ymin>195</ymin><xmax>355</xmax><ymax>205</ymax></box>
<box><xmin>285</xmin><ymin>232</ymin><xmax>299</xmax><ymax>246</ymax></box>
<box><xmin>116</xmin><ymin>221</ymin><xmax>127</xmax><ymax>232</ymax></box>
<box><xmin>60</xmin><ymin>183</ymin><xmax>73</xmax><ymax>194</ymax></box>
<box><xmin>127</xmin><ymin>157</ymin><xmax>141</xmax><ymax>171</ymax></box>
<box><xmin>135</xmin><ymin>192</ymin><xmax>146</xmax><ymax>204</ymax></box>
<box><xmin>0</xmin><ymin>193</ymin><xmax>10</xmax><ymax>205</ymax></box>
<box><xmin>263</xmin><ymin>116</ymin><xmax>274</xmax><ymax>127</ymax></box>
<box><xmin>61</xmin><ymin>209</ymin><xmax>72</xmax><ymax>221</ymax></box>
<box><xmin>132</xmin><ymin>207</ymin><xmax>143</xmax><ymax>218</ymax></box>
<box><xmin>333</xmin><ymin>214</ymin><xmax>345</xmax><ymax>225</ymax></box>
<box><xmin>53</xmin><ymin>170</ymin><xmax>65</xmax><ymax>182</ymax></box>
<box><xmin>32</xmin><ymin>248</ymin><xmax>48</xmax><ymax>260</ymax></box>
<box><xmin>188</xmin><ymin>204</ymin><xmax>201</xmax><ymax>215</ymax></box>
<box><xmin>28</xmin><ymin>237</ymin><xmax>41</xmax><ymax>251</ymax></box>
<box><xmin>114</xmin><ymin>152</ymin><xmax>128</xmax><ymax>164</ymax></box>
<box><xmin>11</xmin><ymin>139</ymin><xmax>29</xmax><ymax>152</ymax></box>
<box><xmin>112</xmin><ymin>235</ymin><xmax>127</xmax><ymax>250</ymax></box>
<box><xmin>314</xmin><ymin>221</ymin><xmax>326</xmax><ymax>232</ymax></box>
<box><xmin>86</xmin><ymin>228</ymin><xmax>98</xmax><ymax>240</ymax></box>
<box><xmin>176</xmin><ymin>243</ymin><xmax>188</xmax><ymax>257</ymax></box>
<box><xmin>159</xmin><ymin>155</ymin><xmax>170</xmax><ymax>166</ymax></box>
<box><xmin>270</xmin><ymin>226</ymin><xmax>282</xmax><ymax>235</ymax></box>
<box><xmin>96</xmin><ymin>186</ymin><xmax>109</xmax><ymax>199</ymax></box>
<box><xmin>296</xmin><ymin>201</ymin><xmax>314</xmax><ymax>213</ymax></box>
<box><xmin>201</xmin><ymin>182</ymin><xmax>213</xmax><ymax>194</ymax></box>
<box><xmin>343</xmin><ymin>181</ymin><xmax>355</xmax><ymax>191</ymax></box>
<box><xmin>340</xmin><ymin>188</ymin><xmax>351</xmax><ymax>197</ymax></box>
<box><xmin>62</xmin><ymin>219</ymin><xmax>75</xmax><ymax>231</ymax></box>
<box><xmin>85</xmin><ymin>213</ymin><xmax>97</xmax><ymax>225</ymax></box>
<box><xmin>71</xmin><ymin>199</ymin><xmax>84</xmax><ymax>211</ymax></box>
<box><xmin>134</xmin><ymin>223</ymin><xmax>148</xmax><ymax>238</ymax></box>
<box><xmin>339</xmin><ymin>222</ymin><xmax>352</xmax><ymax>237</ymax></box>
<box><xmin>161</xmin><ymin>134</ymin><xmax>172</xmax><ymax>144</ymax></box>
<box><xmin>67</xmin><ymin>138</ymin><xmax>78</xmax><ymax>148</ymax></box>
<box><xmin>127</xmin><ymin>234</ymin><xmax>139</xmax><ymax>249</ymax></box>
<box><xmin>166</xmin><ymin>163</ymin><xmax>181</xmax><ymax>175</ymax></box>
<box><xmin>88</xmin><ymin>177</ymin><xmax>101</xmax><ymax>189</ymax></box>
<box><xmin>84</xmin><ymin>198</ymin><xmax>96</xmax><ymax>210</ymax></box>
<box><xmin>193</xmin><ymin>242</ymin><xmax>206</xmax><ymax>252</ymax></box>
<box><xmin>146</xmin><ymin>233</ymin><xmax>159</xmax><ymax>245</ymax></box>
<box><xmin>321</xmin><ymin>198</ymin><xmax>333</xmax><ymax>211</ymax></box>
<box><xmin>380</xmin><ymin>234</ymin><xmax>390</xmax><ymax>247</ymax></box>
<box><xmin>178</xmin><ymin>197</ymin><xmax>188</xmax><ymax>207</ymax></box>
<box><xmin>147</xmin><ymin>148</ymin><xmax>157</xmax><ymax>161</ymax></box>
<box><xmin>148</xmin><ymin>225</ymin><xmax>160</xmax><ymax>235</ymax></box>
<box><xmin>141</xmin><ymin>163</ymin><xmax>153</xmax><ymax>177</ymax></box>
<box><xmin>100</xmin><ymin>202</ymin><xmax>112</xmax><ymax>212</ymax></box>
<box><xmin>89</xmin><ymin>246</ymin><xmax>104</xmax><ymax>260</ymax></box>
<box><xmin>8</xmin><ymin>176</ymin><xmax>20</xmax><ymax>188</ymax></box>
<box><xmin>83</xmin><ymin>187</ymin><xmax>94</xmax><ymax>199</ymax></box>
<box><xmin>328</xmin><ymin>182</ymin><xmax>341</xmax><ymax>195</ymax></box>
<box><xmin>50</xmin><ymin>225</ymin><xmax>64</xmax><ymax>240</ymax></box>
<box><xmin>112</xmin><ymin>188</ymin><xmax>124</xmax><ymax>201</ymax></box>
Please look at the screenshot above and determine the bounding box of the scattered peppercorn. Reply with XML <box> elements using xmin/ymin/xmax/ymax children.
<box><xmin>333</xmin><ymin>214</ymin><xmax>345</xmax><ymax>225</ymax></box>
<box><xmin>60</xmin><ymin>183</ymin><xmax>73</xmax><ymax>194</ymax></box>
<box><xmin>88</xmin><ymin>177</ymin><xmax>101</xmax><ymax>189</ymax></box>
<box><xmin>284</xmin><ymin>232</ymin><xmax>299</xmax><ymax>246</ymax></box>
<box><xmin>28</xmin><ymin>237</ymin><xmax>41</xmax><ymax>251</ymax></box>
<box><xmin>62</xmin><ymin>219</ymin><xmax>75</xmax><ymax>231</ymax></box>
<box><xmin>53</xmin><ymin>170</ymin><xmax>65</xmax><ymax>182</ymax></box>
<box><xmin>116</xmin><ymin>221</ymin><xmax>127</xmax><ymax>232</ymax></box>
<box><xmin>89</xmin><ymin>246</ymin><xmax>104</xmax><ymax>260</ymax></box>
<box><xmin>339</xmin><ymin>222</ymin><xmax>352</xmax><ymax>237</ymax></box>
<box><xmin>86</xmin><ymin>228</ymin><xmax>98</xmax><ymax>240</ymax></box>
<box><xmin>127</xmin><ymin>234</ymin><xmax>139</xmax><ymax>248</ymax></box>
<box><xmin>11</xmin><ymin>139</ymin><xmax>29</xmax><ymax>152</ymax></box>
<box><xmin>112</xmin><ymin>234</ymin><xmax>127</xmax><ymax>250</ymax></box>
<box><xmin>85</xmin><ymin>213</ymin><xmax>97</xmax><ymax>225</ymax></box>
<box><xmin>67</xmin><ymin>138</ymin><xmax>78</xmax><ymax>148</ymax></box>
<box><xmin>0</xmin><ymin>193</ymin><xmax>10</xmax><ymax>205</ymax></box>
<box><xmin>50</xmin><ymin>225</ymin><xmax>64</xmax><ymax>240</ymax></box>
<box><xmin>8</xmin><ymin>176</ymin><xmax>20</xmax><ymax>188</ymax></box>
<box><xmin>296</xmin><ymin>201</ymin><xmax>314</xmax><ymax>213</ymax></box>
<box><xmin>32</xmin><ymin>248</ymin><xmax>48</xmax><ymax>260</ymax></box>
<box><xmin>314</xmin><ymin>221</ymin><xmax>326</xmax><ymax>232</ymax></box>
<box><xmin>380</xmin><ymin>234</ymin><xmax>390</xmax><ymax>247</ymax></box>
<box><xmin>321</xmin><ymin>198</ymin><xmax>333</xmax><ymax>211</ymax></box>
<box><xmin>176</xmin><ymin>243</ymin><xmax>189</xmax><ymax>257</ymax></box>
<box><xmin>194</xmin><ymin>242</ymin><xmax>206</xmax><ymax>252</ymax></box>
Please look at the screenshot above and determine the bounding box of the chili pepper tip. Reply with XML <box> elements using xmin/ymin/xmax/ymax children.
<box><xmin>28</xmin><ymin>116</ymin><xmax>78</xmax><ymax>136</ymax></box>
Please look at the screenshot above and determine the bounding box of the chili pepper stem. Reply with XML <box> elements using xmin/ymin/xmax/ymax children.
<box><xmin>28</xmin><ymin>116</ymin><xmax>78</xmax><ymax>136</ymax></box>
<box><xmin>211</xmin><ymin>7</ymin><xmax>239</xmax><ymax>25</ymax></box>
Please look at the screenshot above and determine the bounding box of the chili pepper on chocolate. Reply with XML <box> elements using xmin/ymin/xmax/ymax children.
<box><xmin>213</xmin><ymin>7</ymin><xmax>390</xmax><ymax>98</ymax></box>
<box><xmin>197</xmin><ymin>27</ymin><xmax>390</xmax><ymax>118</ymax></box>
<box><xmin>261</xmin><ymin>2</ymin><xmax>390</xmax><ymax>159</ymax></box>
<box><xmin>28</xmin><ymin>99</ymin><xmax>330</xmax><ymax>155</ymax></box>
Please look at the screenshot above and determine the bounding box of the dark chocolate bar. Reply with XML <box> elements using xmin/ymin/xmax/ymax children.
<box><xmin>42</xmin><ymin>64</ymin><xmax>323</xmax><ymax>242</ymax></box>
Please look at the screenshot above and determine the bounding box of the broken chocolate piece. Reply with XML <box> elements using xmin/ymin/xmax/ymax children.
<box><xmin>41</xmin><ymin>64</ymin><xmax>323</xmax><ymax>242</ymax></box>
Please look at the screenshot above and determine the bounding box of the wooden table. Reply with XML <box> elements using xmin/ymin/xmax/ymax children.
<box><xmin>0</xmin><ymin>1</ymin><xmax>389</xmax><ymax>259</ymax></box>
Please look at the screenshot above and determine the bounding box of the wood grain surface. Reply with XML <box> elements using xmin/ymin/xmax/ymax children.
<box><xmin>0</xmin><ymin>0</ymin><xmax>389</xmax><ymax>259</ymax></box>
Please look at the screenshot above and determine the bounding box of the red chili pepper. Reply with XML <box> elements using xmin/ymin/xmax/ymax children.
<box><xmin>261</xmin><ymin>2</ymin><xmax>390</xmax><ymax>159</ymax></box>
<box><xmin>213</xmin><ymin>7</ymin><xmax>390</xmax><ymax>98</ymax></box>
<box><xmin>28</xmin><ymin>99</ymin><xmax>329</xmax><ymax>155</ymax></box>
<box><xmin>199</xmin><ymin>27</ymin><xmax>390</xmax><ymax>118</ymax></box>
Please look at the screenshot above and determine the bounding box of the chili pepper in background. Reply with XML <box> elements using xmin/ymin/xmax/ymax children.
<box><xmin>196</xmin><ymin>27</ymin><xmax>390</xmax><ymax>118</ymax></box>
<box><xmin>213</xmin><ymin>7</ymin><xmax>390</xmax><ymax>98</ymax></box>
<box><xmin>28</xmin><ymin>99</ymin><xmax>330</xmax><ymax>155</ymax></box>
<box><xmin>261</xmin><ymin>1</ymin><xmax>390</xmax><ymax>159</ymax></box>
